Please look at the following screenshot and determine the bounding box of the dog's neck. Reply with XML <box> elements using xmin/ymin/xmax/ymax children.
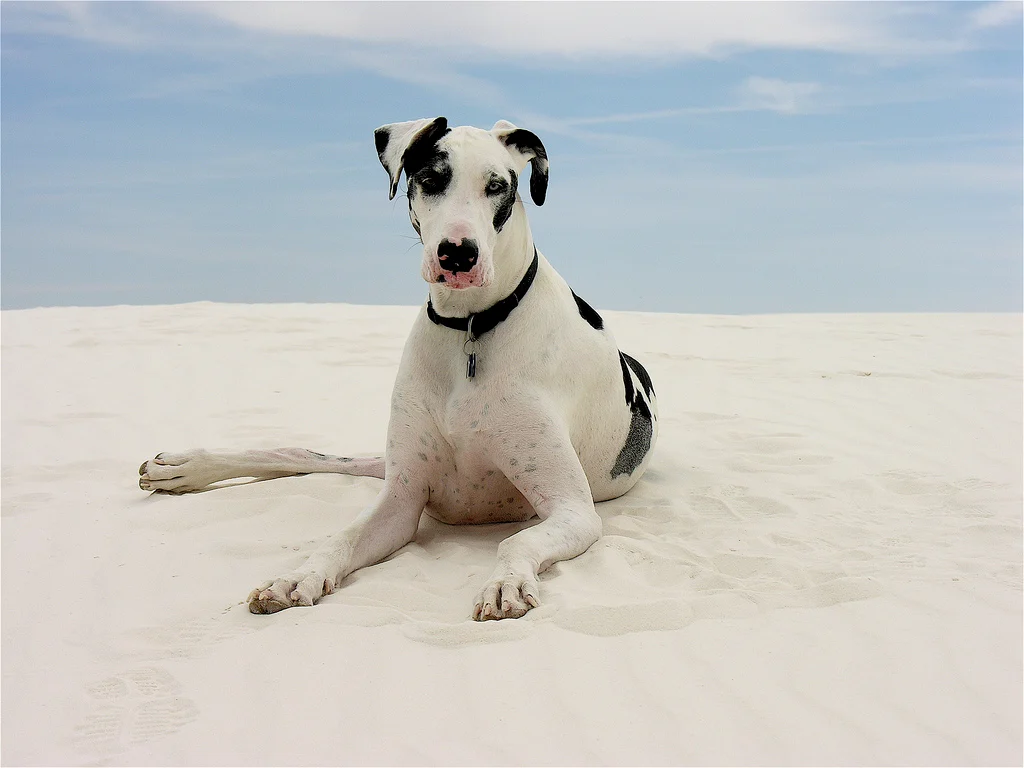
<box><xmin>427</xmin><ymin>202</ymin><xmax>535</xmax><ymax>318</ymax></box>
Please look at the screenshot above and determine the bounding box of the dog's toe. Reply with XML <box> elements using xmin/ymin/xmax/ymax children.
<box><xmin>136</xmin><ymin>449</ymin><xmax>220</xmax><ymax>493</ymax></box>
<box><xmin>247</xmin><ymin>574</ymin><xmax>330</xmax><ymax>615</ymax></box>
<box><xmin>247</xmin><ymin>583</ymin><xmax>292</xmax><ymax>614</ymax></box>
<box><xmin>473</xmin><ymin>572</ymin><xmax>540</xmax><ymax>621</ymax></box>
<box><xmin>248</xmin><ymin>592</ymin><xmax>290</xmax><ymax>614</ymax></box>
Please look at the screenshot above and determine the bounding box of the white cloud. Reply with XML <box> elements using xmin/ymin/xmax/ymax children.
<box><xmin>0</xmin><ymin>1</ymin><xmax>148</xmax><ymax>47</ymax></box>
<box><xmin>552</xmin><ymin>71</ymin><xmax>1008</xmax><ymax>130</ymax></box>
<box><xmin>736</xmin><ymin>77</ymin><xmax>823</xmax><ymax>115</ymax></box>
<box><xmin>189</xmin><ymin>2</ymin><xmax>964</xmax><ymax>58</ymax></box>
<box><xmin>537</xmin><ymin>85</ymin><xmax>819</xmax><ymax>132</ymax></box>
<box><xmin>969</xmin><ymin>1</ymin><xmax>1024</xmax><ymax>29</ymax></box>
<box><xmin>6</xmin><ymin>1</ymin><xmax>974</xmax><ymax>60</ymax></box>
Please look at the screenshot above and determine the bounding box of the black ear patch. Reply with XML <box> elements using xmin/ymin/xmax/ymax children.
<box><xmin>373</xmin><ymin>127</ymin><xmax>390</xmax><ymax>159</ymax></box>
<box><xmin>503</xmin><ymin>129</ymin><xmax>549</xmax><ymax>206</ymax></box>
<box><xmin>401</xmin><ymin>117</ymin><xmax>450</xmax><ymax>180</ymax></box>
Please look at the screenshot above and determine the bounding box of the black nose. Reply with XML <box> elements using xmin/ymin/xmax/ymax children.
<box><xmin>437</xmin><ymin>238</ymin><xmax>479</xmax><ymax>273</ymax></box>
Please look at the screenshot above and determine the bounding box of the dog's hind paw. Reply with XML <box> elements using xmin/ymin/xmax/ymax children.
<box><xmin>247</xmin><ymin>573</ymin><xmax>334</xmax><ymax>614</ymax></box>
<box><xmin>138</xmin><ymin>450</ymin><xmax>219</xmax><ymax>493</ymax></box>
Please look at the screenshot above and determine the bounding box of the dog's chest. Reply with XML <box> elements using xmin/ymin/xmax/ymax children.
<box><xmin>424</xmin><ymin>464</ymin><xmax>531</xmax><ymax>524</ymax></box>
<box><xmin>417</xmin><ymin>384</ymin><xmax>534</xmax><ymax>524</ymax></box>
<box><xmin>423</xmin><ymin>449</ymin><xmax>532</xmax><ymax>525</ymax></box>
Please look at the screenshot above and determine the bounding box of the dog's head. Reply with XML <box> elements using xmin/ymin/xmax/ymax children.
<box><xmin>374</xmin><ymin>118</ymin><xmax>548</xmax><ymax>290</ymax></box>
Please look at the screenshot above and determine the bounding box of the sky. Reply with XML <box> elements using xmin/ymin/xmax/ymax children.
<box><xmin>1</xmin><ymin>1</ymin><xmax>1021</xmax><ymax>314</ymax></box>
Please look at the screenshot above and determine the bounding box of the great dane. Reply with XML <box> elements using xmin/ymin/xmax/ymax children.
<box><xmin>139</xmin><ymin>118</ymin><xmax>658</xmax><ymax>620</ymax></box>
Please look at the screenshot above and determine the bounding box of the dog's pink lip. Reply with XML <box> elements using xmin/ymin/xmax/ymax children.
<box><xmin>435</xmin><ymin>271</ymin><xmax>480</xmax><ymax>289</ymax></box>
<box><xmin>430</xmin><ymin>264</ymin><xmax>486</xmax><ymax>290</ymax></box>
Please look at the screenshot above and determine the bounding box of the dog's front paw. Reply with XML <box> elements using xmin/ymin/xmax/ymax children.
<box><xmin>472</xmin><ymin>568</ymin><xmax>540</xmax><ymax>621</ymax></box>
<box><xmin>247</xmin><ymin>572</ymin><xmax>334</xmax><ymax>615</ymax></box>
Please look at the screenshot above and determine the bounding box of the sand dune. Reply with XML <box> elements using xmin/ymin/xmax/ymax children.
<box><xmin>2</xmin><ymin>302</ymin><xmax>1021</xmax><ymax>765</ymax></box>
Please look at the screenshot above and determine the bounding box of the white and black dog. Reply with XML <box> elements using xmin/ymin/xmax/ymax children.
<box><xmin>139</xmin><ymin>118</ymin><xmax>658</xmax><ymax>620</ymax></box>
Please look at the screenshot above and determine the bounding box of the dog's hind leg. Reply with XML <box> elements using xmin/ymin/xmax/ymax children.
<box><xmin>138</xmin><ymin>448</ymin><xmax>385</xmax><ymax>494</ymax></box>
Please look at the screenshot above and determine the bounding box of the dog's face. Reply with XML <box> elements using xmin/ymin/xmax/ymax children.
<box><xmin>375</xmin><ymin>118</ymin><xmax>547</xmax><ymax>290</ymax></box>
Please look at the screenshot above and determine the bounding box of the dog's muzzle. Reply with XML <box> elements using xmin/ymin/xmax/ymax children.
<box><xmin>437</xmin><ymin>238</ymin><xmax>479</xmax><ymax>274</ymax></box>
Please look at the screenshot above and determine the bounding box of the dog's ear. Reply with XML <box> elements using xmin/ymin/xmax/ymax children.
<box><xmin>374</xmin><ymin>117</ymin><xmax>449</xmax><ymax>200</ymax></box>
<box><xmin>491</xmin><ymin>120</ymin><xmax>549</xmax><ymax>206</ymax></box>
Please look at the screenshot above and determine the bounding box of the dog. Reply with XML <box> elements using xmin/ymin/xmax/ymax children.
<box><xmin>139</xmin><ymin>118</ymin><xmax>658</xmax><ymax>620</ymax></box>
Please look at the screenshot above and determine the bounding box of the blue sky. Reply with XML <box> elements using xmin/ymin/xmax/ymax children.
<box><xmin>2</xmin><ymin>1</ymin><xmax>1021</xmax><ymax>313</ymax></box>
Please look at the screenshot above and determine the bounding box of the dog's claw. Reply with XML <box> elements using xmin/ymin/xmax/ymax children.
<box><xmin>247</xmin><ymin>573</ymin><xmax>331</xmax><ymax>614</ymax></box>
<box><xmin>134</xmin><ymin>450</ymin><xmax>220</xmax><ymax>493</ymax></box>
<box><xmin>248</xmin><ymin>592</ymin><xmax>289</xmax><ymax>614</ymax></box>
<box><xmin>473</xmin><ymin>571</ymin><xmax>539</xmax><ymax>621</ymax></box>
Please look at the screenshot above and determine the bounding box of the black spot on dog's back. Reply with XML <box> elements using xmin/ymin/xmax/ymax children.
<box><xmin>612</xmin><ymin>350</ymin><xmax>655</xmax><ymax>478</ymax></box>
<box><xmin>618</xmin><ymin>352</ymin><xmax>635</xmax><ymax>407</ymax></box>
<box><xmin>611</xmin><ymin>407</ymin><xmax>654</xmax><ymax>480</ymax></box>
<box><xmin>572</xmin><ymin>291</ymin><xmax>604</xmax><ymax>331</ymax></box>
<box><xmin>622</xmin><ymin>352</ymin><xmax>654</xmax><ymax>398</ymax></box>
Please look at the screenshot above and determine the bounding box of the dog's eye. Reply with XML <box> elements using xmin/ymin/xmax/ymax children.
<box><xmin>418</xmin><ymin>174</ymin><xmax>441</xmax><ymax>194</ymax></box>
<box><xmin>486</xmin><ymin>179</ymin><xmax>507</xmax><ymax>196</ymax></box>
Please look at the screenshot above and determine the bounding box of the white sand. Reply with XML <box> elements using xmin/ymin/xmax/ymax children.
<box><xmin>2</xmin><ymin>302</ymin><xmax>1021</xmax><ymax>766</ymax></box>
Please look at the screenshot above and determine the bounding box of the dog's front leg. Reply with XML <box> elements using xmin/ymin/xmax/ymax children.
<box><xmin>472</xmin><ymin>501</ymin><xmax>600</xmax><ymax>621</ymax></box>
<box><xmin>472</xmin><ymin>414</ymin><xmax>602</xmax><ymax>621</ymax></box>
<box><xmin>247</xmin><ymin>468</ymin><xmax>427</xmax><ymax>614</ymax></box>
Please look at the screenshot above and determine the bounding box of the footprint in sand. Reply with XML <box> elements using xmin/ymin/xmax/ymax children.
<box><xmin>134</xmin><ymin>614</ymin><xmax>256</xmax><ymax>659</ymax></box>
<box><xmin>74</xmin><ymin>666</ymin><xmax>198</xmax><ymax>755</ymax></box>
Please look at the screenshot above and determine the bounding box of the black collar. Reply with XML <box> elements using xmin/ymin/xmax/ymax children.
<box><xmin>426</xmin><ymin>249</ymin><xmax>539</xmax><ymax>340</ymax></box>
